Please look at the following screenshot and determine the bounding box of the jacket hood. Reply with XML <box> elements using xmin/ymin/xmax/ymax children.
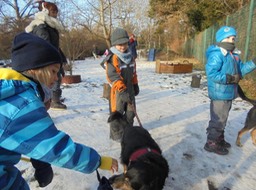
<box><xmin>0</xmin><ymin>69</ymin><xmax>41</xmax><ymax>100</ymax></box>
<box><xmin>25</xmin><ymin>10</ymin><xmax>64</xmax><ymax>33</ymax></box>
<box><xmin>206</xmin><ymin>45</ymin><xmax>220</xmax><ymax>59</ymax></box>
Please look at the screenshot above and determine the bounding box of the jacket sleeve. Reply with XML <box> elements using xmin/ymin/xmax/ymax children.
<box><xmin>4</xmin><ymin>100</ymin><xmax>101</xmax><ymax>174</ymax></box>
<box><xmin>205</xmin><ymin>52</ymin><xmax>227</xmax><ymax>84</ymax></box>
<box><xmin>106</xmin><ymin>55</ymin><xmax>127</xmax><ymax>92</ymax></box>
<box><xmin>237</xmin><ymin>58</ymin><xmax>256</xmax><ymax>77</ymax></box>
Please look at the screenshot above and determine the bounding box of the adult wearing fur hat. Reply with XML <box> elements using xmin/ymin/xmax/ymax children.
<box><xmin>25</xmin><ymin>0</ymin><xmax>67</xmax><ymax>111</ymax></box>
<box><xmin>0</xmin><ymin>32</ymin><xmax>118</xmax><ymax>190</ymax></box>
<box><xmin>204</xmin><ymin>26</ymin><xmax>256</xmax><ymax>155</ymax></box>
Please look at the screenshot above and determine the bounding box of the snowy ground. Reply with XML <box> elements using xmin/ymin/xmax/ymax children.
<box><xmin>17</xmin><ymin>57</ymin><xmax>256</xmax><ymax>190</ymax></box>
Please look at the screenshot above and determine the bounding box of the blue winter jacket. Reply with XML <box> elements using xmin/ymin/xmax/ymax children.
<box><xmin>205</xmin><ymin>45</ymin><xmax>256</xmax><ymax>100</ymax></box>
<box><xmin>0</xmin><ymin>69</ymin><xmax>101</xmax><ymax>189</ymax></box>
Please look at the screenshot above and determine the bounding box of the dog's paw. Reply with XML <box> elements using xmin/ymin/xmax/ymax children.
<box><xmin>236</xmin><ymin>140</ymin><xmax>243</xmax><ymax>147</ymax></box>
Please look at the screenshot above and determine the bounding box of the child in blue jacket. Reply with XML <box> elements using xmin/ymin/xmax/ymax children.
<box><xmin>0</xmin><ymin>33</ymin><xmax>118</xmax><ymax>189</ymax></box>
<box><xmin>204</xmin><ymin>26</ymin><xmax>256</xmax><ymax>155</ymax></box>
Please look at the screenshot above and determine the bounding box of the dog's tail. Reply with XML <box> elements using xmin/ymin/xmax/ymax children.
<box><xmin>238</xmin><ymin>84</ymin><xmax>256</xmax><ymax>106</ymax></box>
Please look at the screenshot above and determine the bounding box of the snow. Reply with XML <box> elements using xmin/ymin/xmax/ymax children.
<box><xmin>17</xmin><ymin>57</ymin><xmax>256</xmax><ymax>190</ymax></box>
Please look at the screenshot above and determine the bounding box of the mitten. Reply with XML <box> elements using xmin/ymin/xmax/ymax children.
<box><xmin>120</xmin><ymin>90</ymin><xmax>131</xmax><ymax>103</ymax></box>
<box><xmin>133</xmin><ymin>84</ymin><xmax>140</xmax><ymax>96</ymax></box>
<box><xmin>99</xmin><ymin>156</ymin><xmax>118</xmax><ymax>173</ymax></box>
<box><xmin>31</xmin><ymin>159</ymin><xmax>53</xmax><ymax>187</ymax></box>
<box><xmin>99</xmin><ymin>156</ymin><xmax>113</xmax><ymax>170</ymax></box>
<box><xmin>226</xmin><ymin>74</ymin><xmax>240</xmax><ymax>84</ymax></box>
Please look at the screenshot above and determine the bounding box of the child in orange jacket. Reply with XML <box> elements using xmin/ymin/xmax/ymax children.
<box><xmin>102</xmin><ymin>28</ymin><xmax>139</xmax><ymax>141</ymax></box>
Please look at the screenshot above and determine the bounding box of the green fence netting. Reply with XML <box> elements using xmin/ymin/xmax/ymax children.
<box><xmin>183</xmin><ymin>0</ymin><xmax>256</xmax><ymax>65</ymax></box>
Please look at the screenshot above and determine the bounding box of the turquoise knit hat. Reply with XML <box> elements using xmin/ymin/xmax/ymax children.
<box><xmin>216</xmin><ymin>26</ymin><xmax>237</xmax><ymax>42</ymax></box>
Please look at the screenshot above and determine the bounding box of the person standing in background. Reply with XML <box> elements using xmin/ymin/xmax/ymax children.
<box><xmin>204</xmin><ymin>26</ymin><xmax>256</xmax><ymax>155</ymax></box>
<box><xmin>128</xmin><ymin>34</ymin><xmax>138</xmax><ymax>60</ymax></box>
<box><xmin>25</xmin><ymin>0</ymin><xmax>67</xmax><ymax>110</ymax></box>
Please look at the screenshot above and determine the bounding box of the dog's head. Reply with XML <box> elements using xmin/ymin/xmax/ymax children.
<box><xmin>109</xmin><ymin>154</ymin><xmax>169</xmax><ymax>190</ymax></box>
<box><xmin>108</xmin><ymin>111</ymin><xmax>131</xmax><ymax>141</ymax></box>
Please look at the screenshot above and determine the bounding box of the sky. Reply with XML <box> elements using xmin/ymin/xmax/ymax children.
<box><xmin>17</xmin><ymin>57</ymin><xmax>256</xmax><ymax>190</ymax></box>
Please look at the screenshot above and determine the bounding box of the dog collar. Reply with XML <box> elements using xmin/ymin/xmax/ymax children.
<box><xmin>129</xmin><ymin>147</ymin><xmax>160</xmax><ymax>162</ymax></box>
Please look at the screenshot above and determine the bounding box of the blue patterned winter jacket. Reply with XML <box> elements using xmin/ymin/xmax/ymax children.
<box><xmin>205</xmin><ymin>45</ymin><xmax>256</xmax><ymax>100</ymax></box>
<box><xmin>0</xmin><ymin>69</ymin><xmax>101</xmax><ymax>189</ymax></box>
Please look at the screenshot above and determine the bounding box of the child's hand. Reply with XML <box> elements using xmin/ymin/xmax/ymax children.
<box><xmin>99</xmin><ymin>156</ymin><xmax>118</xmax><ymax>173</ymax></box>
<box><xmin>111</xmin><ymin>158</ymin><xmax>118</xmax><ymax>173</ymax></box>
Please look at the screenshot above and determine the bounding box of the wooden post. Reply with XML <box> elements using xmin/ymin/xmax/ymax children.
<box><xmin>103</xmin><ymin>83</ymin><xmax>111</xmax><ymax>100</ymax></box>
<box><xmin>191</xmin><ymin>74</ymin><xmax>201</xmax><ymax>88</ymax></box>
<box><xmin>155</xmin><ymin>59</ymin><xmax>161</xmax><ymax>73</ymax></box>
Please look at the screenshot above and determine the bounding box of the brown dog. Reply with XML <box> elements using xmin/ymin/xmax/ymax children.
<box><xmin>107</xmin><ymin>111</ymin><xmax>169</xmax><ymax>190</ymax></box>
<box><xmin>236</xmin><ymin>85</ymin><xmax>256</xmax><ymax>147</ymax></box>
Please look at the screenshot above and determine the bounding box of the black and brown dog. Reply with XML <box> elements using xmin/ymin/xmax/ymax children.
<box><xmin>236</xmin><ymin>85</ymin><xmax>256</xmax><ymax>147</ymax></box>
<box><xmin>108</xmin><ymin>111</ymin><xmax>169</xmax><ymax>190</ymax></box>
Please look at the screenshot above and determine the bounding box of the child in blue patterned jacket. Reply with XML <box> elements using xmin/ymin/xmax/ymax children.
<box><xmin>0</xmin><ymin>32</ymin><xmax>118</xmax><ymax>189</ymax></box>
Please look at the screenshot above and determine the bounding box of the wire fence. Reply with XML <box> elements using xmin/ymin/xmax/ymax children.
<box><xmin>183</xmin><ymin>0</ymin><xmax>256</xmax><ymax>66</ymax></box>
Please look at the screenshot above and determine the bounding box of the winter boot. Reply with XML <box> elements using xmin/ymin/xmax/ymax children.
<box><xmin>218</xmin><ymin>134</ymin><xmax>231</xmax><ymax>148</ymax></box>
<box><xmin>204</xmin><ymin>140</ymin><xmax>229</xmax><ymax>155</ymax></box>
<box><xmin>50</xmin><ymin>101</ymin><xmax>67</xmax><ymax>110</ymax></box>
<box><xmin>50</xmin><ymin>90</ymin><xmax>67</xmax><ymax>110</ymax></box>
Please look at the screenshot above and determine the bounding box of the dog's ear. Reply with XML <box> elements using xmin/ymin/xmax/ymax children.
<box><xmin>107</xmin><ymin>111</ymin><xmax>124</xmax><ymax>123</ymax></box>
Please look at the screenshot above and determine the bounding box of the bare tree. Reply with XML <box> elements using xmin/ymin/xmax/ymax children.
<box><xmin>65</xmin><ymin>0</ymin><xmax>150</xmax><ymax>48</ymax></box>
<box><xmin>0</xmin><ymin>0</ymin><xmax>36</xmax><ymax>32</ymax></box>
<box><xmin>61</xmin><ymin>29</ymin><xmax>88</xmax><ymax>75</ymax></box>
<box><xmin>65</xmin><ymin>0</ymin><xmax>116</xmax><ymax>47</ymax></box>
<box><xmin>0</xmin><ymin>0</ymin><xmax>37</xmax><ymax>59</ymax></box>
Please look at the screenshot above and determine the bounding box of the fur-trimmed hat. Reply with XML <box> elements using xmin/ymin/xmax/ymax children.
<box><xmin>111</xmin><ymin>28</ymin><xmax>129</xmax><ymax>46</ymax></box>
<box><xmin>216</xmin><ymin>26</ymin><xmax>237</xmax><ymax>42</ymax></box>
<box><xmin>11</xmin><ymin>32</ymin><xmax>61</xmax><ymax>72</ymax></box>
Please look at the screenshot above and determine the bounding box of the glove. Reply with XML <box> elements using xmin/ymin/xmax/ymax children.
<box><xmin>134</xmin><ymin>84</ymin><xmax>140</xmax><ymax>96</ymax></box>
<box><xmin>31</xmin><ymin>159</ymin><xmax>53</xmax><ymax>187</ymax></box>
<box><xmin>120</xmin><ymin>90</ymin><xmax>131</xmax><ymax>103</ymax></box>
<box><xmin>99</xmin><ymin>156</ymin><xmax>118</xmax><ymax>173</ymax></box>
<box><xmin>226</xmin><ymin>74</ymin><xmax>241</xmax><ymax>84</ymax></box>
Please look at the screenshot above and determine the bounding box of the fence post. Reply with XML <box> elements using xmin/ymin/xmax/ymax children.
<box><xmin>244</xmin><ymin>0</ymin><xmax>255</xmax><ymax>61</ymax></box>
